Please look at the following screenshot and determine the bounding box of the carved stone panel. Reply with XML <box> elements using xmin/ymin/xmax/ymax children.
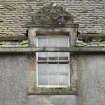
<box><xmin>31</xmin><ymin>3</ymin><xmax>74</xmax><ymax>26</ymax></box>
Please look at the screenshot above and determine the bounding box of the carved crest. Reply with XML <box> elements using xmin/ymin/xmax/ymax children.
<box><xmin>32</xmin><ymin>3</ymin><xmax>74</xmax><ymax>26</ymax></box>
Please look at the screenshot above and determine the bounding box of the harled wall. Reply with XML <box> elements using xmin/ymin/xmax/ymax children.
<box><xmin>0</xmin><ymin>54</ymin><xmax>105</xmax><ymax>105</ymax></box>
<box><xmin>0</xmin><ymin>55</ymin><xmax>28</xmax><ymax>105</ymax></box>
<box><xmin>77</xmin><ymin>55</ymin><xmax>105</xmax><ymax>105</ymax></box>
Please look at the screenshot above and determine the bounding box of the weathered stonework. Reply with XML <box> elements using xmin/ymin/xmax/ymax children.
<box><xmin>0</xmin><ymin>0</ymin><xmax>105</xmax><ymax>39</ymax></box>
<box><xmin>31</xmin><ymin>3</ymin><xmax>74</xmax><ymax>25</ymax></box>
<box><xmin>0</xmin><ymin>1</ymin><xmax>105</xmax><ymax>105</ymax></box>
<box><xmin>28</xmin><ymin>26</ymin><xmax>78</xmax><ymax>95</ymax></box>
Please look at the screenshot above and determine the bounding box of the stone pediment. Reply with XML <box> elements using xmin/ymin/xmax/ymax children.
<box><xmin>32</xmin><ymin>3</ymin><xmax>74</xmax><ymax>26</ymax></box>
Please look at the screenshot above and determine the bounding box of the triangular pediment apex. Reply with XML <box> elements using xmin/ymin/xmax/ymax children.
<box><xmin>32</xmin><ymin>3</ymin><xmax>74</xmax><ymax>26</ymax></box>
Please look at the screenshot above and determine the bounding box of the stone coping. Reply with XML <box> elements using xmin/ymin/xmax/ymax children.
<box><xmin>28</xmin><ymin>24</ymin><xmax>79</xmax><ymax>28</ymax></box>
<box><xmin>0</xmin><ymin>47</ymin><xmax>105</xmax><ymax>54</ymax></box>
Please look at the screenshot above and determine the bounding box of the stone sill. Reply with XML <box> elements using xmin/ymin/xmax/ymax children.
<box><xmin>0</xmin><ymin>47</ymin><xmax>105</xmax><ymax>54</ymax></box>
<box><xmin>28</xmin><ymin>87</ymin><xmax>78</xmax><ymax>95</ymax></box>
<box><xmin>28</xmin><ymin>91</ymin><xmax>78</xmax><ymax>95</ymax></box>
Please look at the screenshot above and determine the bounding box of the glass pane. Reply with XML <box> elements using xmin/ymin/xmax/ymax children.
<box><xmin>38</xmin><ymin>38</ymin><xmax>47</xmax><ymax>47</ymax></box>
<box><xmin>48</xmin><ymin>37</ymin><xmax>58</xmax><ymax>47</ymax></box>
<box><xmin>58</xmin><ymin>37</ymin><xmax>69</xmax><ymax>47</ymax></box>
<box><xmin>48</xmin><ymin>75</ymin><xmax>69</xmax><ymax>85</ymax></box>
<box><xmin>38</xmin><ymin>75</ymin><xmax>49</xmax><ymax>85</ymax></box>
<box><xmin>37</xmin><ymin>64</ymin><xmax>70</xmax><ymax>87</ymax></box>
<box><xmin>37</xmin><ymin>35</ymin><xmax>69</xmax><ymax>47</ymax></box>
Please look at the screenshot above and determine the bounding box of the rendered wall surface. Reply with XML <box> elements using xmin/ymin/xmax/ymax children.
<box><xmin>0</xmin><ymin>55</ymin><xmax>28</xmax><ymax>105</ymax></box>
<box><xmin>0</xmin><ymin>0</ymin><xmax>105</xmax><ymax>38</ymax></box>
<box><xmin>0</xmin><ymin>55</ymin><xmax>77</xmax><ymax>105</ymax></box>
<box><xmin>0</xmin><ymin>54</ymin><xmax>105</xmax><ymax>105</ymax></box>
<box><xmin>77</xmin><ymin>55</ymin><xmax>105</xmax><ymax>105</ymax></box>
<box><xmin>28</xmin><ymin>95</ymin><xmax>77</xmax><ymax>105</ymax></box>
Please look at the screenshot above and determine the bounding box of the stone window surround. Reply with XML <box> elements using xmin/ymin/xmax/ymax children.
<box><xmin>28</xmin><ymin>26</ymin><xmax>78</xmax><ymax>95</ymax></box>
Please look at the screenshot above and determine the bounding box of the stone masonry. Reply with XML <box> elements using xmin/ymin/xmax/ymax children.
<box><xmin>0</xmin><ymin>0</ymin><xmax>105</xmax><ymax>39</ymax></box>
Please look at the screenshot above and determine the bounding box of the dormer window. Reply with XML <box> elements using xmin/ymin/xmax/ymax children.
<box><xmin>28</xmin><ymin>3</ymin><xmax>78</xmax><ymax>94</ymax></box>
<box><xmin>28</xmin><ymin>27</ymin><xmax>78</xmax><ymax>95</ymax></box>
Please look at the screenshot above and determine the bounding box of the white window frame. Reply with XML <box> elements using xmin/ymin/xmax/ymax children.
<box><xmin>36</xmin><ymin>34</ymin><xmax>71</xmax><ymax>88</ymax></box>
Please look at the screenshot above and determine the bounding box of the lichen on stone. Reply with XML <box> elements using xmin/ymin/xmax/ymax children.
<box><xmin>0</xmin><ymin>40</ymin><xmax>29</xmax><ymax>48</ymax></box>
<box><xmin>76</xmin><ymin>39</ymin><xmax>105</xmax><ymax>47</ymax></box>
<box><xmin>32</xmin><ymin>3</ymin><xmax>74</xmax><ymax>25</ymax></box>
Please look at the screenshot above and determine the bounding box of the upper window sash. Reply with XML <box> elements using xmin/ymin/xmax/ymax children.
<box><xmin>36</xmin><ymin>35</ymin><xmax>70</xmax><ymax>47</ymax></box>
